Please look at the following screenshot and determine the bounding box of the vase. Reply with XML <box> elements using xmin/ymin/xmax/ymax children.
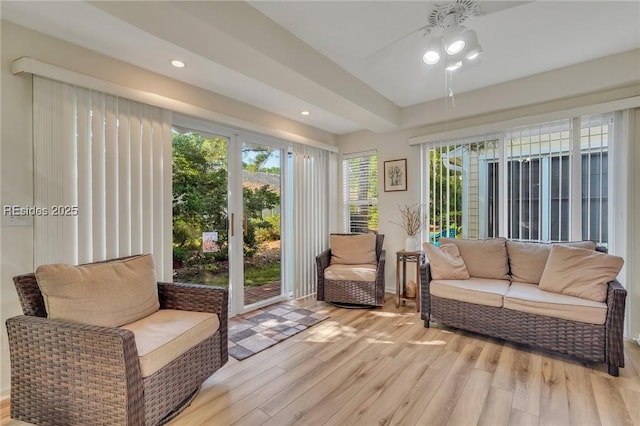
<box><xmin>405</xmin><ymin>235</ymin><xmax>418</xmax><ymax>251</ymax></box>
<box><xmin>406</xmin><ymin>280</ymin><xmax>417</xmax><ymax>298</ymax></box>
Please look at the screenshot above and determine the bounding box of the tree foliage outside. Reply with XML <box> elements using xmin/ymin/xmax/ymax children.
<box><xmin>173</xmin><ymin>132</ymin><xmax>228</xmax><ymax>266</ymax></box>
<box><xmin>429</xmin><ymin>149</ymin><xmax>463</xmax><ymax>234</ymax></box>
<box><xmin>172</xmin><ymin>132</ymin><xmax>281</xmax><ymax>285</ymax></box>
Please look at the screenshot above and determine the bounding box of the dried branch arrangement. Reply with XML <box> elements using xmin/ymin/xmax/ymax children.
<box><xmin>391</xmin><ymin>204</ymin><xmax>424</xmax><ymax>236</ymax></box>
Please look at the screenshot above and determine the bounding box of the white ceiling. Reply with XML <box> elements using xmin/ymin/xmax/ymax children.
<box><xmin>2</xmin><ymin>1</ymin><xmax>639</xmax><ymax>135</ymax></box>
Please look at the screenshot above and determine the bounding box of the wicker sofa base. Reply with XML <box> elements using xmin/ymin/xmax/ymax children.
<box><xmin>424</xmin><ymin>295</ymin><xmax>623</xmax><ymax>375</ymax></box>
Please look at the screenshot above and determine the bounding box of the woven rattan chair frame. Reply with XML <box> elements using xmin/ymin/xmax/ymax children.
<box><xmin>6</xmin><ymin>258</ymin><xmax>228</xmax><ymax>426</ymax></box>
<box><xmin>419</xmin><ymin>260</ymin><xmax>626</xmax><ymax>376</ymax></box>
<box><xmin>316</xmin><ymin>233</ymin><xmax>386</xmax><ymax>307</ymax></box>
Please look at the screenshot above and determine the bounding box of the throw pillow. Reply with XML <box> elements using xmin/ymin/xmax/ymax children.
<box><xmin>36</xmin><ymin>254</ymin><xmax>160</xmax><ymax>327</ymax></box>
<box><xmin>423</xmin><ymin>243</ymin><xmax>470</xmax><ymax>280</ymax></box>
<box><xmin>539</xmin><ymin>245</ymin><xmax>624</xmax><ymax>302</ymax></box>
<box><xmin>439</xmin><ymin>237</ymin><xmax>509</xmax><ymax>280</ymax></box>
<box><xmin>507</xmin><ymin>240</ymin><xmax>597</xmax><ymax>284</ymax></box>
<box><xmin>330</xmin><ymin>233</ymin><xmax>377</xmax><ymax>265</ymax></box>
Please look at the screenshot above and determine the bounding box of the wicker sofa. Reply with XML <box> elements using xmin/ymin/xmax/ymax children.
<box><xmin>420</xmin><ymin>238</ymin><xmax>627</xmax><ymax>376</ymax></box>
<box><xmin>316</xmin><ymin>233</ymin><xmax>385</xmax><ymax>307</ymax></box>
<box><xmin>6</xmin><ymin>255</ymin><xmax>228</xmax><ymax>425</ymax></box>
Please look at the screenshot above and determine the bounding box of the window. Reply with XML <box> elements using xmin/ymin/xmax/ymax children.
<box><xmin>343</xmin><ymin>152</ymin><xmax>378</xmax><ymax>232</ymax></box>
<box><xmin>423</xmin><ymin>114</ymin><xmax>612</xmax><ymax>246</ymax></box>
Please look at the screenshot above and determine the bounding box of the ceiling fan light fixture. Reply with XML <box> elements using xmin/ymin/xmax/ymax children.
<box><xmin>466</xmin><ymin>51</ymin><xmax>480</xmax><ymax>60</ymax></box>
<box><xmin>463</xmin><ymin>30</ymin><xmax>482</xmax><ymax>60</ymax></box>
<box><xmin>445</xmin><ymin>60</ymin><xmax>462</xmax><ymax>71</ymax></box>
<box><xmin>445</xmin><ymin>37</ymin><xmax>466</xmax><ymax>55</ymax></box>
<box><xmin>423</xmin><ymin>37</ymin><xmax>443</xmax><ymax>65</ymax></box>
<box><xmin>423</xmin><ymin>51</ymin><xmax>441</xmax><ymax>65</ymax></box>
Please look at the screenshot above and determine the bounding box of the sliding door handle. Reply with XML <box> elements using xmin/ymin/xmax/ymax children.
<box><xmin>230</xmin><ymin>213</ymin><xmax>234</xmax><ymax>237</ymax></box>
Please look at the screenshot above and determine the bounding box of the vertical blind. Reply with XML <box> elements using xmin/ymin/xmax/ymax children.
<box><xmin>343</xmin><ymin>152</ymin><xmax>379</xmax><ymax>232</ymax></box>
<box><xmin>424</xmin><ymin>136</ymin><xmax>499</xmax><ymax>241</ymax></box>
<box><xmin>422</xmin><ymin>114</ymin><xmax>612</xmax><ymax>246</ymax></box>
<box><xmin>33</xmin><ymin>76</ymin><xmax>173</xmax><ymax>279</ymax></box>
<box><xmin>292</xmin><ymin>144</ymin><xmax>333</xmax><ymax>298</ymax></box>
<box><xmin>504</xmin><ymin>120</ymin><xmax>572</xmax><ymax>241</ymax></box>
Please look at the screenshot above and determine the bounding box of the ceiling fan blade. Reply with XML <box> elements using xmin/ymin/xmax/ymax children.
<box><xmin>359</xmin><ymin>24</ymin><xmax>430</xmax><ymax>62</ymax></box>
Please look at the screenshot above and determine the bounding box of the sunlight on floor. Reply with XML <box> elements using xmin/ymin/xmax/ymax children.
<box><xmin>407</xmin><ymin>340</ymin><xmax>447</xmax><ymax>346</ymax></box>
<box><xmin>300</xmin><ymin>321</ymin><xmax>357</xmax><ymax>342</ymax></box>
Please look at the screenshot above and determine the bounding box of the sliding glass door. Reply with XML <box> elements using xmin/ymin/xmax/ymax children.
<box><xmin>240</xmin><ymin>141</ymin><xmax>284</xmax><ymax>309</ymax></box>
<box><xmin>172</xmin><ymin>130</ymin><xmax>231</xmax><ymax>287</ymax></box>
<box><xmin>172</xmin><ymin>122</ymin><xmax>287</xmax><ymax>315</ymax></box>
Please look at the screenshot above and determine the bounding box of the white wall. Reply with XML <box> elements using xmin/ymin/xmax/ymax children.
<box><xmin>0</xmin><ymin>20</ymin><xmax>338</xmax><ymax>398</ymax></box>
<box><xmin>630</xmin><ymin>109</ymin><xmax>640</xmax><ymax>341</ymax></box>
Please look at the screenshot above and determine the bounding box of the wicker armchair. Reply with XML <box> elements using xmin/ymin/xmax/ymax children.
<box><xmin>316</xmin><ymin>233</ymin><xmax>385</xmax><ymax>307</ymax></box>
<box><xmin>6</xmin><ymin>257</ymin><xmax>228</xmax><ymax>426</ymax></box>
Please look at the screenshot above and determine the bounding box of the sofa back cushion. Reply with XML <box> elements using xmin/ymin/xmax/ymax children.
<box><xmin>35</xmin><ymin>254</ymin><xmax>160</xmax><ymax>327</ymax></box>
<box><xmin>507</xmin><ymin>240</ymin><xmax>597</xmax><ymax>284</ymax></box>
<box><xmin>539</xmin><ymin>245</ymin><xmax>624</xmax><ymax>302</ymax></box>
<box><xmin>330</xmin><ymin>233</ymin><xmax>377</xmax><ymax>265</ymax></box>
<box><xmin>439</xmin><ymin>238</ymin><xmax>509</xmax><ymax>280</ymax></box>
<box><xmin>423</xmin><ymin>243</ymin><xmax>470</xmax><ymax>280</ymax></box>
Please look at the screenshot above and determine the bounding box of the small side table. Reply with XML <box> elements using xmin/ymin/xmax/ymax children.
<box><xmin>396</xmin><ymin>250</ymin><xmax>423</xmax><ymax>311</ymax></box>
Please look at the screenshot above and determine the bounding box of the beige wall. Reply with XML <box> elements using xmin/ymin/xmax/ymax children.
<box><xmin>0</xmin><ymin>21</ymin><xmax>338</xmax><ymax>398</ymax></box>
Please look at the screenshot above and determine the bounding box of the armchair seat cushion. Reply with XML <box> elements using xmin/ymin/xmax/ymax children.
<box><xmin>324</xmin><ymin>263</ymin><xmax>377</xmax><ymax>282</ymax></box>
<box><xmin>430</xmin><ymin>278</ymin><xmax>511</xmax><ymax>307</ymax></box>
<box><xmin>120</xmin><ymin>309</ymin><xmax>220</xmax><ymax>377</ymax></box>
<box><xmin>504</xmin><ymin>282</ymin><xmax>607</xmax><ymax>325</ymax></box>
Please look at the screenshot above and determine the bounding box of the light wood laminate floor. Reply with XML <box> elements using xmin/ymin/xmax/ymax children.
<box><xmin>3</xmin><ymin>295</ymin><xmax>639</xmax><ymax>425</ymax></box>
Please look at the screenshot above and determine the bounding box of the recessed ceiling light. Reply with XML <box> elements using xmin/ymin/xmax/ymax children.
<box><xmin>301</xmin><ymin>111</ymin><xmax>310</xmax><ymax>116</ymax></box>
<box><xmin>170</xmin><ymin>60</ymin><xmax>186</xmax><ymax>68</ymax></box>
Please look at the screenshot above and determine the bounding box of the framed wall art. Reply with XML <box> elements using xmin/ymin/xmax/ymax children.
<box><xmin>384</xmin><ymin>158</ymin><xmax>407</xmax><ymax>192</ymax></box>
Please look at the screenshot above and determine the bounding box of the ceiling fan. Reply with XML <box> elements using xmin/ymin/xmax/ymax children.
<box><xmin>360</xmin><ymin>0</ymin><xmax>483</xmax><ymax>64</ymax></box>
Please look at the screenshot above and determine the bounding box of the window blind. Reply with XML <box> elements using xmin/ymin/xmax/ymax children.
<box><xmin>422</xmin><ymin>114</ymin><xmax>612</xmax><ymax>246</ymax></box>
<box><xmin>33</xmin><ymin>76</ymin><xmax>173</xmax><ymax>279</ymax></box>
<box><xmin>343</xmin><ymin>152</ymin><xmax>379</xmax><ymax>232</ymax></box>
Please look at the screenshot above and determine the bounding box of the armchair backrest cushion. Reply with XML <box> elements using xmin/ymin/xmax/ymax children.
<box><xmin>35</xmin><ymin>254</ymin><xmax>160</xmax><ymax>327</ymax></box>
<box><xmin>330</xmin><ymin>233</ymin><xmax>377</xmax><ymax>265</ymax></box>
<box><xmin>507</xmin><ymin>240</ymin><xmax>597</xmax><ymax>284</ymax></box>
<box><xmin>439</xmin><ymin>237</ymin><xmax>510</xmax><ymax>280</ymax></box>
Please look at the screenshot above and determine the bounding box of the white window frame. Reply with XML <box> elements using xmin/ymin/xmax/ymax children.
<box><xmin>342</xmin><ymin>150</ymin><xmax>378</xmax><ymax>233</ymax></box>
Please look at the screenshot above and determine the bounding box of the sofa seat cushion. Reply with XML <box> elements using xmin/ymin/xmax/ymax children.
<box><xmin>324</xmin><ymin>264</ymin><xmax>377</xmax><ymax>282</ymax></box>
<box><xmin>504</xmin><ymin>282</ymin><xmax>607</xmax><ymax>325</ymax></box>
<box><xmin>439</xmin><ymin>238</ymin><xmax>509</xmax><ymax>280</ymax></box>
<box><xmin>120</xmin><ymin>309</ymin><xmax>220</xmax><ymax>377</ymax></box>
<box><xmin>430</xmin><ymin>278</ymin><xmax>511</xmax><ymax>307</ymax></box>
<box><xmin>507</xmin><ymin>240</ymin><xmax>597</xmax><ymax>284</ymax></box>
<box><xmin>36</xmin><ymin>254</ymin><xmax>159</xmax><ymax>327</ymax></box>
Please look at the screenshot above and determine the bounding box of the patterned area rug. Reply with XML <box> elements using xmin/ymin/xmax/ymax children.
<box><xmin>228</xmin><ymin>303</ymin><xmax>329</xmax><ymax>360</ymax></box>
